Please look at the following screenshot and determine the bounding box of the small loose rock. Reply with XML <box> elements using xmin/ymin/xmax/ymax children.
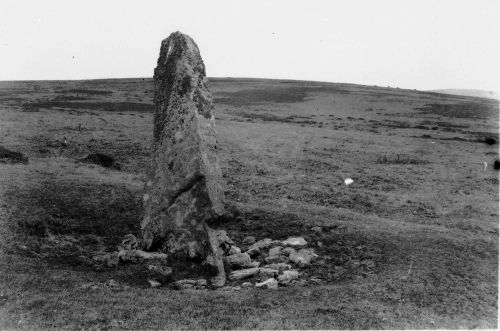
<box><xmin>227</xmin><ymin>245</ymin><xmax>241</xmax><ymax>255</ymax></box>
<box><xmin>228</xmin><ymin>267</ymin><xmax>259</xmax><ymax>281</ymax></box>
<box><xmin>282</xmin><ymin>237</ymin><xmax>307</xmax><ymax>247</ymax></box>
<box><xmin>268</xmin><ymin>246</ymin><xmax>282</xmax><ymax>257</ymax></box>
<box><xmin>242</xmin><ymin>236</ymin><xmax>256</xmax><ymax>245</ymax></box>
<box><xmin>264</xmin><ymin>255</ymin><xmax>289</xmax><ymax>264</ymax></box>
<box><xmin>281</xmin><ymin>247</ymin><xmax>296</xmax><ymax>256</ymax></box>
<box><xmin>246</xmin><ymin>238</ymin><xmax>277</xmax><ymax>256</ymax></box>
<box><xmin>289</xmin><ymin>248</ymin><xmax>317</xmax><ymax>268</ymax></box>
<box><xmin>264</xmin><ymin>263</ymin><xmax>292</xmax><ymax>273</ymax></box>
<box><xmin>278</xmin><ymin>270</ymin><xmax>299</xmax><ymax>285</ymax></box>
<box><xmin>148</xmin><ymin>280</ymin><xmax>162</xmax><ymax>288</ymax></box>
<box><xmin>224</xmin><ymin>252</ymin><xmax>254</xmax><ymax>269</ymax></box>
<box><xmin>259</xmin><ymin>268</ymin><xmax>279</xmax><ymax>279</ymax></box>
<box><xmin>255</xmin><ymin>278</ymin><xmax>278</xmax><ymax>289</ymax></box>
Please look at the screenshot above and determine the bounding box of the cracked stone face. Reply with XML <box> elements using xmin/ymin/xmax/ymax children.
<box><xmin>141</xmin><ymin>31</ymin><xmax>225</xmax><ymax>286</ymax></box>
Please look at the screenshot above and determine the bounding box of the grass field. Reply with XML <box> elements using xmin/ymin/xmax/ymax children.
<box><xmin>0</xmin><ymin>77</ymin><xmax>498</xmax><ymax>329</ymax></box>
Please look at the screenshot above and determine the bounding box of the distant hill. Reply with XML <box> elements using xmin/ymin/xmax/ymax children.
<box><xmin>428</xmin><ymin>89</ymin><xmax>499</xmax><ymax>100</ymax></box>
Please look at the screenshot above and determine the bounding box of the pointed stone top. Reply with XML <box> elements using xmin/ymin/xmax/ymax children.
<box><xmin>156</xmin><ymin>31</ymin><xmax>202</xmax><ymax>71</ymax></box>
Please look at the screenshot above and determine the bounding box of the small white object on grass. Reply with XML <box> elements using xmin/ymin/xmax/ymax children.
<box><xmin>484</xmin><ymin>162</ymin><xmax>488</xmax><ymax>171</ymax></box>
<box><xmin>344</xmin><ymin>178</ymin><xmax>354</xmax><ymax>186</ymax></box>
<box><xmin>148</xmin><ymin>280</ymin><xmax>161</xmax><ymax>288</ymax></box>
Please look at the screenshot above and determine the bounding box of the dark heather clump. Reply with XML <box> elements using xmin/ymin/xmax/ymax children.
<box><xmin>79</xmin><ymin>153</ymin><xmax>121</xmax><ymax>169</ymax></box>
<box><xmin>0</xmin><ymin>146</ymin><xmax>28</xmax><ymax>164</ymax></box>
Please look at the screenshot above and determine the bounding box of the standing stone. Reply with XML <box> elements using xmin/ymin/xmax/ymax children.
<box><xmin>141</xmin><ymin>32</ymin><xmax>225</xmax><ymax>287</ymax></box>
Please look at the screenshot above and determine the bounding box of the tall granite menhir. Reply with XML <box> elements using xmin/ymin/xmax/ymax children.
<box><xmin>141</xmin><ymin>32</ymin><xmax>226</xmax><ymax>286</ymax></box>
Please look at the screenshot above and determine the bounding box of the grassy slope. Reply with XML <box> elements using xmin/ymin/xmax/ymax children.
<box><xmin>0</xmin><ymin>78</ymin><xmax>498</xmax><ymax>329</ymax></box>
<box><xmin>428</xmin><ymin>89</ymin><xmax>499</xmax><ymax>101</ymax></box>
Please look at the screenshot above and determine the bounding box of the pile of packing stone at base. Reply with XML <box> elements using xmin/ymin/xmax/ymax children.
<box><xmin>92</xmin><ymin>232</ymin><xmax>320</xmax><ymax>290</ymax></box>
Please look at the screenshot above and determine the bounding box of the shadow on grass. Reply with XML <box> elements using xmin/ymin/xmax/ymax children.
<box><xmin>7</xmin><ymin>179</ymin><xmax>141</xmax><ymax>248</ymax></box>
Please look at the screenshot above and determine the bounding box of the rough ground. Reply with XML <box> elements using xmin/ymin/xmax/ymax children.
<box><xmin>0</xmin><ymin>78</ymin><xmax>498</xmax><ymax>329</ymax></box>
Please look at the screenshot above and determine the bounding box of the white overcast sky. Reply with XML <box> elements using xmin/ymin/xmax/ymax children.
<box><xmin>1</xmin><ymin>0</ymin><xmax>499</xmax><ymax>91</ymax></box>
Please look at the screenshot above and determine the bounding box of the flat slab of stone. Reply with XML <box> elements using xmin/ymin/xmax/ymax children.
<box><xmin>268</xmin><ymin>246</ymin><xmax>282</xmax><ymax>257</ymax></box>
<box><xmin>255</xmin><ymin>278</ymin><xmax>278</xmax><ymax>289</ymax></box>
<box><xmin>282</xmin><ymin>237</ymin><xmax>307</xmax><ymax>247</ymax></box>
<box><xmin>264</xmin><ymin>263</ymin><xmax>292</xmax><ymax>273</ymax></box>
<box><xmin>264</xmin><ymin>255</ymin><xmax>289</xmax><ymax>264</ymax></box>
<box><xmin>246</xmin><ymin>238</ymin><xmax>279</xmax><ymax>256</ymax></box>
<box><xmin>228</xmin><ymin>267</ymin><xmax>259</xmax><ymax>281</ymax></box>
<box><xmin>224</xmin><ymin>253</ymin><xmax>253</xmax><ymax>269</ymax></box>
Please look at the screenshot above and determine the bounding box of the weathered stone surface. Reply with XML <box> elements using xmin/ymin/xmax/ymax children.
<box><xmin>228</xmin><ymin>267</ymin><xmax>259</xmax><ymax>281</ymax></box>
<box><xmin>259</xmin><ymin>268</ymin><xmax>279</xmax><ymax>279</ymax></box>
<box><xmin>215</xmin><ymin>230</ymin><xmax>234</xmax><ymax>247</ymax></box>
<box><xmin>246</xmin><ymin>238</ymin><xmax>278</xmax><ymax>256</ymax></box>
<box><xmin>227</xmin><ymin>245</ymin><xmax>241</xmax><ymax>255</ymax></box>
<box><xmin>282</xmin><ymin>237</ymin><xmax>307</xmax><ymax>247</ymax></box>
<box><xmin>242</xmin><ymin>236</ymin><xmax>256</xmax><ymax>245</ymax></box>
<box><xmin>268</xmin><ymin>246</ymin><xmax>282</xmax><ymax>257</ymax></box>
<box><xmin>141</xmin><ymin>32</ymin><xmax>225</xmax><ymax>286</ymax></box>
<box><xmin>255</xmin><ymin>278</ymin><xmax>278</xmax><ymax>289</ymax></box>
<box><xmin>264</xmin><ymin>255</ymin><xmax>289</xmax><ymax>264</ymax></box>
<box><xmin>214</xmin><ymin>230</ymin><xmax>235</xmax><ymax>254</ymax></box>
<box><xmin>281</xmin><ymin>247</ymin><xmax>296</xmax><ymax>256</ymax></box>
<box><xmin>249</xmin><ymin>261</ymin><xmax>260</xmax><ymax>268</ymax></box>
<box><xmin>277</xmin><ymin>270</ymin><xmax>299</xmax><ymax>285</ymax></box>
<box><xmin>224</xmin><ymin>253</ymin><xmax>253</xmax><ymax>269</ymax></box>
<box><xmin>289</xmin><ymin>248</ymin><xmax>318</xmax><ymax>268</ymax></box>
<box><xmin>264</xmin><ymin>263</ymin><xmax>292</xmax><ymax>273</ymax></box>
